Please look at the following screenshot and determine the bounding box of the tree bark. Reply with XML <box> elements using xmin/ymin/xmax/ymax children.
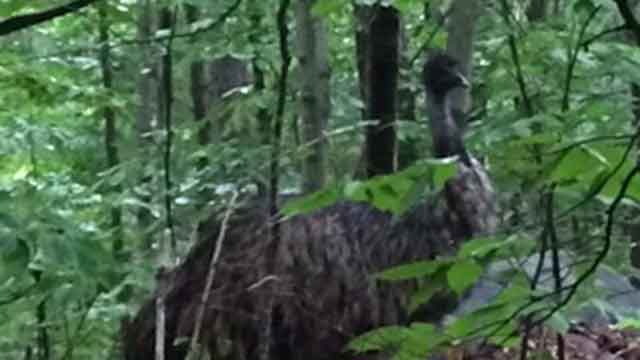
<box><xmin>295</xmin><ymin>0</ymin><xmax>330</xmax><ymax>192</ymax></box>
<box><xmin>157</xmin><ymin>7</ymin><xmax>177</xmax><ymax>255</ymax></box>
<box><xmin>99</xmin><ymin>4</ymin><xmax>123</xmax><ymax>255</ymax></box>
<box><xmin>208</xmin><ymin>56</ymin><xmax>250</xmax><ymax>141</ymax></box>
<box><xmin>445</xmin><ymin>0</ymin><xmax>480</xmax><ymax>115</ymax></box>
<box><xmin>397</xmin><ymin>20</ymin><xmax>418</xmax><ymax>169</ymax></box>
<box><xmin>355</xmin><ymin>5</ymin><xmax>400</xmax><ymax>178</ymax></box>
<box><xmin>526</xmin><ymin>0</ymin><xmax>547</xmax><ymax>22</ymax></box>
<box><xmin>135</xmin><ymin>0</ymin><xmax>155</xmax><ymax>249</ymax></box>
<box><xmin>185</xmin><ymin>5</ymin><xmax>210</xmax><ymax>149</ymax></box>
<box><xmin>248</xmin><ymin>5</ymin><xmax>271</xmax><ymax>196</ymax></box>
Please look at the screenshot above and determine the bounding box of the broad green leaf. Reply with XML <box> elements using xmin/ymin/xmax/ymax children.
<box><xmin>447</xmin><ymin>259</ymin><xmax>482</xmax><ymax>295</ymax></box>
<box><xmin>408</xmin><ymin>269</ymin><xmax>448</xmax><ymax>313</ymax></box>
<box><xmin>458</xmin><ymin>236</ymin><xmax>508</xmax><ymax>259</ymax></box>
<box><xmin>282</xmin><ymin>185</ymin><xmax>340</xmax><ymax>216</ymax></box>
<box><xmin>348</xmin><ymin>325</ymin><xmax>408</xmax><ymax>353</ymax></box>
<box><xmin>393</xmin><ymin>322</ymin><xmax>442</xmax><ymax>360</ymax></box>
<box><xmin>429</xmin><ymin>158</ymin><xmax>458</xmax><ymax>189</ymax></box>
<box><xmin>311</xmin><ymin>0</ymin><xmax>342</xmax><ymax>16</ymax></box>
<box><xmin>377</xmin><ymin>259</ymin><xmax>452</xmax><ymax>281</ymax></box>
<box><xmin>546</xmin><ymin>312</ymin><xmax>570</xmax><ymax>334</ymax></box>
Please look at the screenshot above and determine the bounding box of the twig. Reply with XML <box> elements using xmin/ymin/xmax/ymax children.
<box><xmin>498</xmin><ymin>0</ymin><xmax>533</xmax><ymax>116</ymax></box>
<box><xmin>532</xmin><ymin>163</ymin><xmax>640</xmax><ymax>327</ymax></box>
<box><xmin>581</xmin><ymin>25</ymin><xmax>628</xmax><ymax>49</ymax></box>
<box><xmin>161</xmin><ymin>7</ymin><xmax>178</xmax><ymax>257</ymax></box>
<box><xmin>0</xmin><ymin>0</ymin><xmax>102</xmax><ymax>36</ymax></box>
<box><xmin>561</xmin><ymin>5</ymin><xmax>600</xmax><ymax>112</ymax></box>
<box><xmin>188</xmin><ymin>192</ymin><xmax>239</xmax><ymax>358</ymax></box>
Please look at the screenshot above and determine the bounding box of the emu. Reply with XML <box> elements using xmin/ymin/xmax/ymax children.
<box><xmin>123</xmin><ymin>53</ymin><xmax>497</xmax><ymax>360</ymax></box>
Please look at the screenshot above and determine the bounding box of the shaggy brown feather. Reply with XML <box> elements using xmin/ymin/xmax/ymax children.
<box><xmin>123</xmin><ymin>159</ymin><xmax>496</xmax><ymax>360</ymax></box>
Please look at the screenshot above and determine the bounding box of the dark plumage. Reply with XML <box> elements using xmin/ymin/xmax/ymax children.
<box><xmin>424</xmin><ymin>52</ymin><xmax>469</xmax><ymax>96</ymax></box>
<box><xmin>123</xmin><ymin>52</ymin><xmax>496</xmax><ymax>360</ymax></box>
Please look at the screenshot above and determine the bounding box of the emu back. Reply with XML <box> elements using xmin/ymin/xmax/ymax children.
<box><xmin>123</xmin><ymin>52</ymin><xmax>496</xmax><ymax>360</ymax></box>
<box><xmin>123</xmin><ymin>160</ymin><xmax>496</xmax><ymax>360</ymax></box>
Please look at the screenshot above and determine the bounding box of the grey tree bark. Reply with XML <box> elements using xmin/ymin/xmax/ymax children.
<box><xmin>135</xmin><ymin>0</ymin><xmax>155</xmax><ymax>249</ymax></box>
<box><xmin>295</xmin><ymin>0</ymin><xmax>330</xmax><ymax>192</ymax></box>
<box><xmin>99</xmin><ymin>4</ymin><xmax>123</xmax><ymax>255</ymax></box>
<box><xmin>445</xmin><ymin>0</ymin><xmax>480</xmax><ymax>115</ymax></box>
<box><xmin>185</xmin><ymin>4</ymin><xmax>211</xmax><ymax>171</ymax></box>
<box><xmin>396</xmin><ymin>20</ymin><xmax>417</xmax><ymax>170</ymax></box>
<box><xmin>208</xmin><ymin>55</ymin><xmax>250</xmax><ymax>141</ymax></box>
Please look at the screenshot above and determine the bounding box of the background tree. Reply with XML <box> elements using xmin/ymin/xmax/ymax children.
<box><xmin>2</xmin><ymin>0</ymin><xmax>640</xmax><ymax>358</ymax></box>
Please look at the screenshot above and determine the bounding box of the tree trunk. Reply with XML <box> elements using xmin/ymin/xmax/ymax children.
<box><xmin>185</xmin><ymin>4</ymin><xmax>210</xmax><ymax>153</ymax></box>
<box><xmin>355</xmin><ymin>5</ymin><xmax>400</xmax><ymax>178</ymax></box>
<box><xmin>295</xmin><ymin>0</ymin><xmax>330</xmax><ymax>192</ymax></box>
<box><xmin>99</xmin><ymin>4</ymin><xmax>123</xmax><ymax>255</ymax></box>
<box><xmin>208</xmin><ymin>55</ymin><xmax>250</xmax><ymax>141</ymax></box>
<box><xmin>616</xmin><ymin>0</ymin><xmax>640</xmax><ymax>269</ymax></box>
<box><xmin>396</xmin><ymin>20</ymin><xmax>418</xmax><ymax>169</ymax></box>
<box><xmin>445</xmin><ymin>0</ymin><xmax>480</xmax><ymax>116</ymax></box>
<box><xmin>526</xmin><ymin>0</ymin><xmax>547</xmax><ymax>22</ymax></box>
<box><xmin>157</xmin><ymin>7</ymin><xmax>177</xmax><ymax>255</ymax></box>
<box><xmin>248</xmin><ymin>5</ymin><xmax>270</xmax><ymax>196</ymax></box>
<box><xmin>135</xmin><ymin>0</ymin><xmax>155</xmax><ymax>249</ymax></box>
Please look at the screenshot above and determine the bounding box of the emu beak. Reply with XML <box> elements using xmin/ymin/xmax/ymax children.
<box><xmin>456</xmin><ymin>71</ymin><xmax>470</xmax><ymax>89</ymax></box>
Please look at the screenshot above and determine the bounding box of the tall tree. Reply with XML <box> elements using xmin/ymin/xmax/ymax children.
<box><xmin>445</xmin><ymin>0</ymin><xmax>480</xmax><ymax>115</ymax></box>
<box><xmin>185</xmin><ymin>4</ymin><xmax>210</xmax><ymax>155</ymax></box>
<box><xmin>135</xmin><ymin>0</ymin><xmax>155</xmax><ymax>248</ymax></box>
<box><xmin>355</xmin><ymin>4</ymin><xmax>400</xmax><ymax>178</ymax></box>
<box><xmin>99</xmin><ymin>4</ymin><xmax>122</xmax><ymax>255</ymax></box>
<box><xmin>295</xmin><ymin>0</ymin><xmax>330</xmax><ymax>192</ymax></box>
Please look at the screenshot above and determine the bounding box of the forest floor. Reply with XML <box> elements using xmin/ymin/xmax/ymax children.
<box><xmin>453</xmin><ymin>324</ymin><xmax>640</xmax><ymax>360</ymax></box>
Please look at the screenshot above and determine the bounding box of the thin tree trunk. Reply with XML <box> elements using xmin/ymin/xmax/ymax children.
<box><xmin>356</xmin><ymin>5</ymin><xmax>400</xmax><ymax>178</ymax></box>
<box><xmin>99</xmin><ymin>4</ymin><xmax>122</xmax><ymax>255</ymax></box>
<box><xmin>295</xmin><ymin>0</ymin><xmax>330</xmax><ymax>192</ymax></box>
<box><xmin>526</xmin><ymin>0</ymin><xmax>547</xmax><ymax>22</ymax></box>
<box><xmin>445</xmin><ymin>0</ymin><xmax>480</xmax><ymax>115</ymax></box>
<box><xmin>158</xmin><ymin>7</ymin><xmax>176</xmax><ymax>256</ymax></box>
<box><xmin>185</xmin><ymin>4</ymin><xmax>210</xmax><ymax>156</ymax></box>
<box><xmin>397</xmin><ymin>20</ymin><xmax>418</xmax><ymax>169</ymax></box>
<box><xmin>135</xmin><ymin>0</ymin><xmax>155</xmax><ymax>249</ymax></box>
<box><xmin>208</xmin><ymin>55</ymin><xmax>250</xmax><ymax>141</ymax></box>
<box><xmin>616</xmin><ymin>0</ymin><xmax>640</xmax><ymax>269</ymax></box>
<box><xmin>248</xmin><ymin>5</ymin><xmax>270</xmax><ymax>196</ymax></box>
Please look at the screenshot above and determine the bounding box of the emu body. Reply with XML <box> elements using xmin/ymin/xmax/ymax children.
<box><xmin>123</xmin><ymin>53</ymin><xmax>496</xmax><ymax>360</ymax></box>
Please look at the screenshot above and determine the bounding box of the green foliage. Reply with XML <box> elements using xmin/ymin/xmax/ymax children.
<box><xmin>1</xmin><ymin>0</ymin><xmax>640</xmax><ymax>358</ymax></box>
<box><xmin>283</xmin><ymin>159</ymin><xmax>457</xmax><ymax>216</ymax></box>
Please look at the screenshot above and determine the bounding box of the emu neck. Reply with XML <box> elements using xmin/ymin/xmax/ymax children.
<box><xmin>426</xmin><ymin>91</ymin><xmax>464</xmax><ymax>159</ymax></box>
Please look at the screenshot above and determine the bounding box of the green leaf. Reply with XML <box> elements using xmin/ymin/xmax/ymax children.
<box><xmin>392</xmin><ymin>0</ymin><xmax>415</xmax><ymax>13</ymax></box>
<box><xmin>393</xmin><ymin>322</ymin><xmax>442</xmax><ymax>359</ymax></box>
<box><xmin>458</xmin><ymin>236</ymin><xmax>508</xmax><ymax>259</ymax></box>
<box><xmin>548</xmin><ymin>145</ymin><xmax>605</xmax><ymax>184</ymax></box>
<box><xmin>348</xmin><ymin>325</ymin><xmax>408</xmax><ymax>353</ymax></box>
<box><xmin>282</xmin><ymin>185</ymin><xmax>340</xmax><ymax>216</ymax></box>
<box><xmin>311</xmin><ymin>0</ymin><xmax>342</xmax><ymax>17</ymax></box>
<box><xmin>377</xmin><ymin>259</ymin><xmax>452</xmax><ymax>282</ymax></box>
<box><xmin>429</xmin><ymin>158</ymin><xmax>458</xmax><ymax>189</ymax></box>
<box><xmin>546</xmin><ymin>312</ymin><xmax>570</xmax><ymax>334</ymax></box>
<box><xmin>447</xmin><ymin>259</ymin><xmax>482</xmax><ymax>295</ymax></box>
<box><xmin>408</xmin><ymin>270</ymin><xmax>448</xmax><ymax>313</ymax></box>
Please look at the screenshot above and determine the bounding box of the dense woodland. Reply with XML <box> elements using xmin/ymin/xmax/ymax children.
<box><xmin>4</xmin><ymin>0</ymin><xmax>640</xmax><ymax>359</ymax></box>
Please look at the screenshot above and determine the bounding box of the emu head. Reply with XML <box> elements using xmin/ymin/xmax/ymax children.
<box><xmin>423</xmin><ymin>52</ymin><xmax>469</xmax><ymax>160</ymax></box>
<box><xmin>423</xmin><ymin>53</ymin><xmax>469</xmax><ymax>98</ymax></box>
